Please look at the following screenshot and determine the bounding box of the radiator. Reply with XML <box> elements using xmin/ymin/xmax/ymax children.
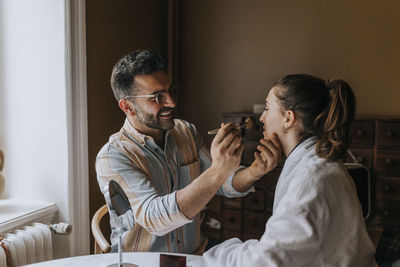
<box><xmin>0</xmin><ymin>222</ymin><xmax>71</xmax><ymax>266</ymax></box>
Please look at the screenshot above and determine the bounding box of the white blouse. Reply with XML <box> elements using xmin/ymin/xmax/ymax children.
<box><xmin>203</xmin><ymin>138</ymin><xmax>377</xmax><ymax>267</ymax></box>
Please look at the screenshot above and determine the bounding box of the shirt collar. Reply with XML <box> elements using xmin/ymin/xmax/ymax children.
<box><xmin>122</xmin><ymin>118</ymin><xmax>172</xmax><ymax>147</ymax></box>
<box><xmin>122</xmin><ymin>118</ymin><xmax>152</xmax><ymax>146</ymax></box>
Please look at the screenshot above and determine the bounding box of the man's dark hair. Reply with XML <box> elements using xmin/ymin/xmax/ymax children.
<box><xmin>110</xmin><ymin>49</ymin><xmax>166</xmax><ymax>101</ymax></box>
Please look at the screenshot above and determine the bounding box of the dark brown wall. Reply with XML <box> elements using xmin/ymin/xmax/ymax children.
<box><xmin>86</xmin><ymin>0</ymin><xmax>167</xmax><ymax>251</ymax></box>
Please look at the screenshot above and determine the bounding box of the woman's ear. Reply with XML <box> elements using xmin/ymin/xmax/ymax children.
<box><xmin>118</xmin><ymin>98</ymin><xmax>136</xmax><ymax>116</ymax></box>
<box><xmin>283</xmin><ymin>110</ymin><xmax>296</xmax><ymax>129</ymax></box>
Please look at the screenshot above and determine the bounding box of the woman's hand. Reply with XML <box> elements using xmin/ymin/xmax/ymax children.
<box><xmin>248</xmin><ymin>134</ymin><xmax>282</xmax><ymax>179</ymax></box>
<box><xmin>209</xmin><ymin>122</ymin><xmax>244</xmax><ymax>181</ymax></box>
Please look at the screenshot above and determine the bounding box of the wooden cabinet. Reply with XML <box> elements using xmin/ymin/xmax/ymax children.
<box><xmin>202</xmin><ymin>113</ymin><xmax>400</xmax><ymax>243</ymax></box>
<box><xmin>352</xmin><ymin>116</ymin><xmax>400</xmax><ymax>229</ymax></box>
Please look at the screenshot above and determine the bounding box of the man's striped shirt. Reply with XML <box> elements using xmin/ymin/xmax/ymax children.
<box><xmin>96</xmin><ymin>119</ymin><xmax>251</xmax><ymax>253</ymax></box>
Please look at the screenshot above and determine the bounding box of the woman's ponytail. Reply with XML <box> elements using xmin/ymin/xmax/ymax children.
<box><xmin>315</xmin><ymin>79</ymin><xmax>356</xmax><ymax>161</ymax></box>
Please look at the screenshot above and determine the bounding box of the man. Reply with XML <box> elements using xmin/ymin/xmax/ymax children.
<box><xmin>96</xmin><ymin>49</ymin><xmax>281</xmax><ymax>253</ymax></box>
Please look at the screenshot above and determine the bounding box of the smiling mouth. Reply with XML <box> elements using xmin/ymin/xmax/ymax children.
<box><xmin>159</xmin><ymin>110</ymin><xmax>174</xmax><ymax>119</ymax></box>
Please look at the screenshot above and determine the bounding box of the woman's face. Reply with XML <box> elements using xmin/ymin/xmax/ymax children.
<box><xmin>259</xmin><ymin>86</ymin><xmax>285</xmax><ymax>139</ymax></box>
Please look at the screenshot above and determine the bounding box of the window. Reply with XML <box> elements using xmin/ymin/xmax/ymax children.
<box><xmin>0</xmin><ymin>0</ymin><xmax>89</xmax><ymax>257</ymax></box>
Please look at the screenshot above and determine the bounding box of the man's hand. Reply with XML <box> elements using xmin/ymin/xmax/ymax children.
<box><xmin>248</xmin><ymin>134</ymin><xmax>282</xmax><ymax>180</ymax></box>
<box><xmin>209</xmin><ymin>122</ymin><xmax>244</xmax><ymax>180</ymax></box>
<box><xmin>176</xmin><ymin>122</ymin><xmax>244</xmax><ymax>219</ymax></box>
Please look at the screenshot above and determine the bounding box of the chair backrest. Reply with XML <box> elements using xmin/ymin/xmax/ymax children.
<box><xmin>91</xmin><ymin>204</ymin><xmax>111</xmax><ymax>254</ymax></box>
<box><xmin>345</xmin><ymin>163</ymin><xmax>371</xmax><ymax>220</ymax></box>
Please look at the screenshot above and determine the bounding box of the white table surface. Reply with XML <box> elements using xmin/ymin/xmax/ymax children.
<box><xmin>25</xmin><ymin>252</ymin><xmax>203</xmax><ymax>267</ymax></box>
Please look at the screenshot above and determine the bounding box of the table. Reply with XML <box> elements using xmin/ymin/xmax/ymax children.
<box><xmin>25</xmin><ymin>252</ymin><xmax>203</xmax><ymax>267</ymax></box>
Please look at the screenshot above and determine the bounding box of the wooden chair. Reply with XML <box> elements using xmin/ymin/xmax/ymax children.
<box><xmin>91</xmin><ymin>204</ymin><xmax>111</xmax><ymax>254</ymax></box>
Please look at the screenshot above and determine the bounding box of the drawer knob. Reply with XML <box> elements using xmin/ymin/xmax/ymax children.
<box><xmin>383</xmin><ymin>211</ymin><xmax>390</xmax><ymax>217</ymax></box>
<box><xmin>387</xmin><ymin>131</ymin><xmax>393</xmax><ymax>137</ymax></box>
<box><xmin>383</xmin><ymin>185</ymin><xmax>390</xmax><ymax>192</ymax></box>
<box><xmin>385</xmin><ymin>158</ymin><xmax>393</xmax><ymax>165</ymax></box>
<box><xmin>356</xmin><ymin>130</ymin><xmax>364</xmax><ymax>136</ymax></box>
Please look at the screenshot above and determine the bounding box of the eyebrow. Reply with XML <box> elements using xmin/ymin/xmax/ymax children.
<box><xmin>150</xmin><ymin>89</ymin><xmax>167</xmax><ymax>95</ymax></box>
<box><xmin>150</xmin><ymin>85</ymin><xmax>174</xmax><ymax>95</ymax></box>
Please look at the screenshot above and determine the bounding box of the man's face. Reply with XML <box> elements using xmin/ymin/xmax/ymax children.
<box><xmin>131</xmin><ymin>71</ymin><xmax>176</xmax><ymax>131</ymax></box>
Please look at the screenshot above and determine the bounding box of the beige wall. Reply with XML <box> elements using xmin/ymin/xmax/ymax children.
<box><xmin>178</xmin><ymin>0</ymin><xmax>400</xmax><ymax>146</ymax></box>
<box><xmin>86</xmin><ymin>0</ymin><xmax>167</xmax><ymax>251</ymax></box>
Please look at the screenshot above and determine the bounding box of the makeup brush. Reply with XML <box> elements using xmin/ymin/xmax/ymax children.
<box><xmin>208</xmin><ymin>117</ymin><xmax>255</xmax><ymax>135</ymax></box>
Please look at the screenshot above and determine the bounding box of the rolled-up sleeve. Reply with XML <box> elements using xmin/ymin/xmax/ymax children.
<box><xmin>96</xmin><ymin>146</ymin><xmax>191</xmax><ymax>236</ymax></box>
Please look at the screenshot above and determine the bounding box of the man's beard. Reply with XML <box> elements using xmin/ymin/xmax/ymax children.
<box><xmin>135</xmin><ymin>107</ymin><xmax>175</xmax><ymax>131</ymax></box>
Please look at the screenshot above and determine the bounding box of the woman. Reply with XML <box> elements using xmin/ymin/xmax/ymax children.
<box><xmin>203</xmin><ymin>74</ymin><xmax>377</xmax><ymax>266</ymax></box>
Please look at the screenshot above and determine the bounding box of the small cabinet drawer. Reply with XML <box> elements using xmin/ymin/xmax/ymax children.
<box><xmin>373</xmin><ymin>199</ymin><xmax>400</xmax><ymax>226</ymax></box>
<box><xmin>346</xmin><ymin>148</ymin><xmax>373</xmax><ymax>169</ymax></box>
<box><xmin>243</xmin><ymin>211</ymin><xmax>266</xmax><ymax>235</ymax></box>
<box><xmin>374</xmin><ymin>150</ymin><xmax>400</xmax><ymax>175</ymax></box>
<box><xmin>255</xmin><ymin>168</ymin><xmax>281</xmax><ymax>190</ymax></box>
<box><xmin>243</xmin><ymin>190</ymin><xmax>265</xmax><ymax>212</ymax></box>
<box><xmin>222</xmin><ymin>209</ymin><xmax>242</xmax><ymax>231</ymax></box>
<box><xmin>223</xmin><ymin>197</ymin><xmax>242</xmax><ymax>210</ymax></box>
<box><xmin>376</xmin><ymin>176</ymin><xmax>400</xmax><ymax>199</ymax></box>
<box><xmin>351</xmin><ymin>120</ymin><xmax>375</xmax><ymax>146</ymax></box>
<box><xmin>376</xmin><ymin>121</ymin><xmax>400</xmax><ymax>147</ymax></box>
<box><xmin>222</xmin><ymin>230</ymin><xmax>241</xmax><ymax>240</ymax></box>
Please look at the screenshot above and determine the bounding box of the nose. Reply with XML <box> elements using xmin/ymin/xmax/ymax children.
<box><xmin>163</xmin><ymin>93</ymin><xmax>176</xmax><ymax>108</ymax></box>
<box><xmin>259</xmin><ymin>111</ymin><xmax>265</xmax><ymax>123</ymax></box>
